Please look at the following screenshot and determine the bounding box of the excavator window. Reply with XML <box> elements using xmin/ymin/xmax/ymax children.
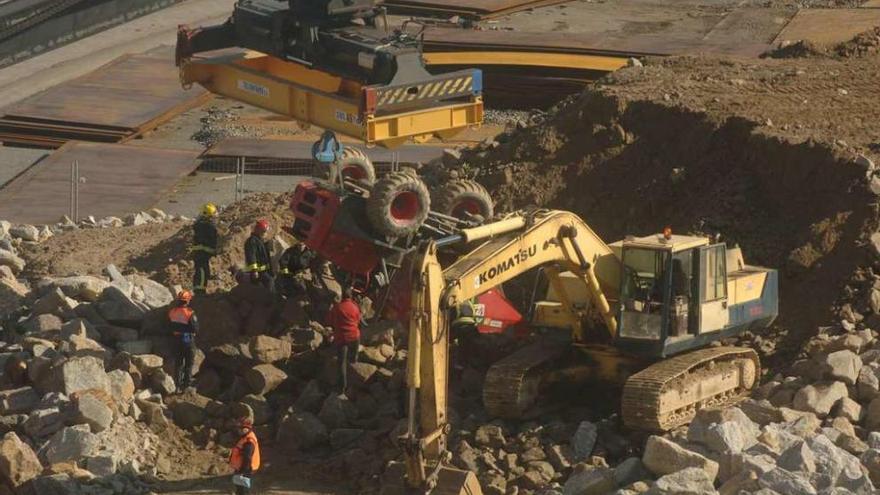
<box><xmin>618</xmin><ymin>247</ymin><xmax>670</xmax><ymax>340</ymax></box>
<box><xmin>700</xmin><ymin>244</ymin><xmax>728</xmax><ymax>302</ymax></box>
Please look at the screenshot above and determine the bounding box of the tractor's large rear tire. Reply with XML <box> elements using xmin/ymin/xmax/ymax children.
<box><xmin>313</xmin><ymin>147</ymin><xmax>376</xmax><ymax>185</ymax></box>
<box><xmin>434</xmin><ymin>179</ymin><xmax>494</xmax><ymax>221</ymax></box>
<box><xmin>367</xmin><ymin>171</ymin><xmax>431</xmax><ymax>238</ymax></box>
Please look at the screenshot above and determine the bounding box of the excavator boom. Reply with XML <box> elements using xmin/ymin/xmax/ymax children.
<box><xmin>399</xmin><ymin>209</ymin><xmax>777</xmax><ymax>493</ymax></box>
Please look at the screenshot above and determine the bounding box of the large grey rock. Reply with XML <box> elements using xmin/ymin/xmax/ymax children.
<box><xmin>778</xmin><ymin>440</ymin><xmax>817</xmax><ymax>473</ymax></box>
<box><xmin>244</xmin><ymin>363</ymin><xmax>287</xmax><ymax>395</ymax></box>
<box><xmin>807</xmin><ymin>434</ymin><xmax>874</xmax><ymax>492</ymax></box>
<box><xmin>0</xmin><ymin>249</ymin><xmax>24</xmax><ymax>274</ymax></box>
<box><xmin>105</xmin><ymin>264</ymin><xmax>132</xmax><ymax>296</ymax></box>
<box><xmin>861</xmin><ymin>449</ymin><xmax>880</xmax><ymax>486</ymax></box>
<box><xmin>168</xmin><ymin>394</ymin><xmax>209</xmax><ymax>430</ymax></box>
<box><xmin>72</xmin><ymin>394</ymin><xmax>113</xmax><ymax>433</ymax></box>
<box><xmin>318</xmin><ymin>394</ymin><xmax>357</xmax><ymax>429</ymax></box>
<box><xmin>277</xmin><ymin>411</ymin><xmax>328</xmax><ymax>450</ymax></box>
<box><xmin>60</xmin><ymin>318</ymin><xmax>100</xmax><ymax>341</ymax></box>
<box><xmin>834</xmin><ymin>397</ymin><xmax>863</xmax><ymax>424</ymax></box>
<box><xmin>116</xmin><ymin>340</ymin><xmax>152</xmax><ymax>355</ymax></box>
<box><xmin>32</xmin><ymin>288</ymin><xmax>78</xmax><ymax>319</ymax></box>
<box><xmin>9</xmin><ymin>224</ymin><xmax>39</xmax><ymax>242</ymax></box>
<box><xmin>642</xmin><ymin>435</ymin><xmax>719</xmax><ymax>481</ymax></box>
<box><xmin>50</xmin><ymin>276</ymin><xmax>110</xmax><ymax>302</ymax></box>
<box><xmin>62</xmin><ymin>335</ymin><xmax>110</xmax><ymax>362</ymax></box>
<box><xmin>645</xmin><ymin>467</ymin><xmax>718</xmax><ymax>495</ymax></box>
<box><xmin>24</xmin><ymin>313</ymin><xmax>63</xmax><ymax>334</ymax></box>
<box><xmin>95</xmin><ymin>324</ymin><xmax>138</xmax><ymax>343</ymax></box>
<box><xmin>85</xmin><ymin>453</ymin><xmax>117</xmax><ymax>477</ymax></box>
<box><xmin>23</xmin><ymin>407</ymin><xmax>66</xmax><ymax>439</ymax></box>
<box><xmin>571</xmin><ymin>420</ymin><xmax>598</xmax><ymax>461</ymax></box>
<box><xmin>865</xmin><ymin>397</ymin><xmax>880</xmax><ymax>430</ymax></box>
<box><xmin>249</xmin><ymin>335</ymin><xmax>292</xmax><ymax>364</ymax></box>
<box><xmin>127</xmin><ymin>274</ymin><xmax>173</xmax><ymax>309</ymax></box>
<box><xmin>688</xmin><ymin>408</ymin><xmax>760</xmax><ymax>454</ymax></box>
<box><xmin>294</xmin><ymin>379</ymin><xmax>325</xmax><ymax>413</ymax></box>
<box><xmin>793</xmin><ymin>381</ymin><xmax>849</xmax><ymax>417</ymax></box>
<box><xmin>148</xmin><ymin>369</ymin><xmax>176</xmax><ymax>395</ymax></box>
<box><xmin>0</xmin><ymin>432</ymin><xmax>42</xmax><ymax>487</ymax></box>
<box><xmin>758</xmin><ymin>468</ymin><xmax>817</xmax><ymax>495</ymax></box>
<box><xmin>55</xmin><ymin>357</ymin><xmax>110</xmax><ymax>395</ymax></box>
<box><xmin>0</xmin><ymin>387</ymin><xmax>39</xmax><ymax>415</ymax></box>
<box><xmin>562</xmin><ymin>466</ymin><xmax>615</xmax><ymax>495</ymax></box>
<box><xmin>131</xmin><ymin>354</ymin><xmax>163</xmax><ymax>375</ymax></box>
<box><xmin>474</xmin><ymin>425</ymin><xmax>506</xmax><ymax>448</ymax></box>
<box><xmin>857</xmin><ymin>365</ymin><xmax>880</xmax><ymax>402</ymax></box>
<box><xmin>613</xmin><ymin>457</ymin><xmax>650</xmax><ymax>487</ymax></box>
<box><xmin>0</xmin><ymin>277</ymin><xmax>28</xmax><ymax>319</ymax></box>
<box><xmin>107</xmin><ymin>370</ymin><xmax>135</xmax><ymax>404</ymax></box>
<box><xmin>95</xmin><ymin>286</ymin><xmax>148</xmax><ymax>325</ymax></box>
<box><xmin>41</xmin><ymin>425</ymin><xmax>98</xmax><ymax>464</ymax></box>
<box><xmin>824</xmin><ymin>350</ymin><xmax>863</xmax><ymax>385</ymax></box>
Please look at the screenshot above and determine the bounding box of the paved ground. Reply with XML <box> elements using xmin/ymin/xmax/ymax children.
<box><xmin>0</xmin><ymin>148</ymin><xmax>48</xmax><ymax>188</ymax></box>
<box><xmin>0</xmin><ymin>0</ymin><xmax>235</xmax><ymax>111</ymax></box>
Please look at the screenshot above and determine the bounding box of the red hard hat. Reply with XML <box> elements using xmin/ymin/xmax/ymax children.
<box><xmin>177</xmin><ymin>290</ymin><xmax>193</xmax><ymax>303</ymax></box>
<box><xmin>254</xmin><ymin>219</ymin><xmax>269</xmax><ymax>233</ymax></box>
<box><xmin>238</xmin><ymin>417</ymin><xmax>253</xmax><ymax>429</ymax></box>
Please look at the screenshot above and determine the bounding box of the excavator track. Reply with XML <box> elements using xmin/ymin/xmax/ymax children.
<box><xmin>621</xmin><ymin>346</ymin><xmax>760</xmax><ymax>432</ymax></box>
<box><xmin>483</xmin><ymin>342</ymin><xmax>568</xmax><ymax>418</ymax></box>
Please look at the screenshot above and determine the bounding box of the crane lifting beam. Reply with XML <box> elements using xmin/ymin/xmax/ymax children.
<box><xmin>180</xmin><ymin>50</ymin><xmax>484</xmax><ymax>148</ymax></box>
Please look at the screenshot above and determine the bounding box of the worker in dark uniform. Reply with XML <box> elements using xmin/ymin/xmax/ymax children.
<box><xmin>192</xmin><ymin>203</ymin><xmax>219</xmax><ymax>295</ymax></box>
<box><xmin>451</xmin><ymin>298</ymin><xmax>479</xmax><ymax>369</ymax></box>
<box><xmin>229</xmin><ymin>418</ymin><xmax>261</xmax><ymax>494</ymax></box>
<box><xmin>168</xmin><ymin>290</ymin><xmax>198</xmax><ymax>390</ymax></box>
<box><xmin>244</xmin><ymin>219</ymin><xmax>273</xmax><ymax>290</ymax></box>
<box><xmin>276</xmin><ymin>243</ymin><xmax>313</xmax><ymax>298</ymax></box>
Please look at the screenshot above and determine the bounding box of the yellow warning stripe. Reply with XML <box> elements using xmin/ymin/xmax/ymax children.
<box><xmin>376</xmin><ymin>77</ymin><xmax>474</xmax><ymax>106</ymax></box>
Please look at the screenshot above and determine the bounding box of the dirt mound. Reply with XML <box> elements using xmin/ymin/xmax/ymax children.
<box><xmin>22</xmin><ymin>192</ymin><xmax>296</xmax><ymax>290</ymax></box>
<box><xmin>446</xmin><ymin>54</ymin><xmax>880</xmax><ymax>366</ymax></box>
<box><xmin>22</xmin><ymin>221</ymin><xmax>186</xmax><ymax>279</ymax></box>
<box><xmin>143</xmin><ymin>191</ymin><xmax>296</xmax><ymax>290</ymax></box>
<box><xmin>836</xmin><ymin>26</ymin><xmax>880</xmax><ymax>58</ymax></box>
<box><xmin>767</xmin><ymin>26</ymin><xmax>880</xmax><ymax>59</ymax></box>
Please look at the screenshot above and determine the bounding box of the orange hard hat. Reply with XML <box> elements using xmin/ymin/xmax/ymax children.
<box><xmin>176</xmin><ymin>290</ymin><xmax>193</xmax><ymax>303</ymax></box>
<box><xmin>254</xmin><ymin>219</ymin><xmax>269</xmax><ymax>233</ymax></box>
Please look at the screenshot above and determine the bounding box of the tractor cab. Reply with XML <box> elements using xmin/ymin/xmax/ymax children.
<box><xmin>613</xmin><ymin>231</ymin><xmax>777</xmax><ymax>358</ymax></box>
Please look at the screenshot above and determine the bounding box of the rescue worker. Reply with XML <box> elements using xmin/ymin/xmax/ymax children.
<box><xmin>229</xmin><ymin>417</ymin><xmax>261</xmax><ymax>494</ymax></box>
<box><xmin>244</xmin><ymin>219</ymin><xmax>273</xmax><ymax>290</ymax></box>
<box><xmin>451</xmin><ymin>299</ymin><xmax>479</xmax><ymax>369</ymax></box>
<box><xmin>327</xmin><ymin>286</ymin><xmax>361</xmax><ymax>397</ymax></box>
<box><xmin>276</xmin><ymin>243</ymin><xmax>313</xmax><ymax>298</ymax></box>
<box><xmin>192</xmin><ymin>203</ymin><xmax>219</xmax><ymax>295</ymax></box>
<box><xmin>168</xmin><ymin>290</ymin><xmax>198</xmax><ymax>390</ymax></box>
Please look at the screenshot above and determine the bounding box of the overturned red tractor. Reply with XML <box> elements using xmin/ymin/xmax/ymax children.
<box><xmin>288</xmin><ymin>147</ymin><xmax>495</xmax><ymax>292</ymax></box>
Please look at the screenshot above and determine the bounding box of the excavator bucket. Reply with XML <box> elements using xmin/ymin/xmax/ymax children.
<box><xmin>380</xmin><ymin>462</ymin><xmax>482</xmax><ymax>495</ymax></box>
<box><xmin>433</xmin><ymin>467</ymin><xmax>483</xmax><ymax>495</ymax></box>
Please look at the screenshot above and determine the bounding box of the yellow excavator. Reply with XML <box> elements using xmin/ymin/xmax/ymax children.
<box><xmin>396</xmin><ymin>209</ymin><xmax>777</xmax><ymax>494</ymax></box>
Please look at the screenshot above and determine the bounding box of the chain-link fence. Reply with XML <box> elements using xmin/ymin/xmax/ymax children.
<box><xmin>197</xmin><ymin>152</ymin><xmax>414</xmax><ymax>199</ymax></box>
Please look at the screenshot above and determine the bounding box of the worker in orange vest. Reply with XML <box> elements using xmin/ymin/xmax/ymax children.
<box><xmin>168</xmin><ymin>290</ymin><xmax>198</xmax><ymax>390</ymax></box>
<box><xmin>229</xmin><ymin>418</ymin><xmax>261</xmax><ymax>494</ymax></box>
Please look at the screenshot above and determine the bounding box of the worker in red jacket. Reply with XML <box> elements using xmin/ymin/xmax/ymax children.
<box><xmin>327</xmin><ymin>286</ymin><xmax>361</xmax><ymax>397</ymax></box>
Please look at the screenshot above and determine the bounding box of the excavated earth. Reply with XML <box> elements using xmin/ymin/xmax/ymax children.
<box><xmin>446</xmin><ymin>45</ymin><xmax>880</xmax><ymax>369</ymax></box>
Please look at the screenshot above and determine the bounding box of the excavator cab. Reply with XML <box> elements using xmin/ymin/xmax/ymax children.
<box><xmin>615</xmin><ymin>233</ymin><xmax>778</xmax><ymax>359</ymax></box>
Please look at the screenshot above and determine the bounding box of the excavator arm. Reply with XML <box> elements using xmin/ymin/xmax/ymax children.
<box><xmin>400</xmin><ymin>210</ymin><xmax>623</xmax><ymax>492</ymax></box>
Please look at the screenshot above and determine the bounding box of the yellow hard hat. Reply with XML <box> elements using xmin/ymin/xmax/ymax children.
<box><xmin>201</xmin><ymin>202</ymin><xmax>218</xmax><ymax>217</ymax></box>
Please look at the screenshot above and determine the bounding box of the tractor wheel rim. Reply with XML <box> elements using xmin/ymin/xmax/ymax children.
<box><xmin>342</xmin><ymin>165</ymin><xmax>366</xmax><ymax>180</ymax></box>
<box><xmin>451</xmin><ymin>199</ymin><xmax>482</xmax><ymax>218</ymax></box>
<box><xmin>390</xmin><ymin>191</ymin><xmax>421</xmax><ymax>225</ymax></box>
